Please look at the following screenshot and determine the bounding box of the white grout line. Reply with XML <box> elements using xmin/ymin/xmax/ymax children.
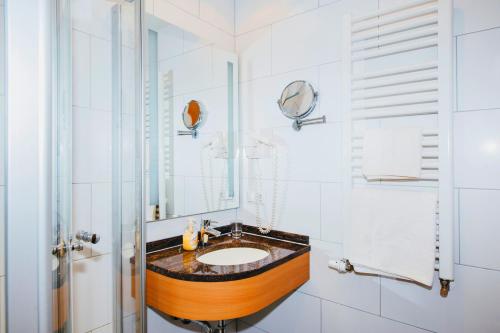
<box><xmin>455</xmin><ymin>25</ymin><xmax>500</xmax><ymax>38</ymax></box>
<box><xmin>163</xmin><ymin>0</ymin><xmax>235</xmax><ymax>39</ymax></box>
<box><xmin>237</xmin><ymin>59</ymin><xmax>342</xmax><ymax>85</ymax></box>
<box><xmin>454</xmin><ymin>107</ymin><xmax>500</xmax><ymax>113</ymax></box>
<box><xmin>234</xmin><ymin>2</ymin><xmax>336</xmax><ymax>37</ymax></box>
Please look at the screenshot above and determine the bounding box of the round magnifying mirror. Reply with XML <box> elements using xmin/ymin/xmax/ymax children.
<box><xmin>183</xmin><ymin>100</ymin><xmax>205</xmax><ymax>130</ymax></box>
<box><xmin>277</xmin><ymin>80</ymin><xmax>318</xmax><ymax>120</ymax></box>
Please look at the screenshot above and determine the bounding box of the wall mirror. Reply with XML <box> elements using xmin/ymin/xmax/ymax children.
<box><xmin>277</xmin><ymin>80</ymin><xmax>325</xmax><ymax>131</ymax></box>
<box><xmin>145</xmin><ymin>14</ymin><xmax>239</xmax><ymax>221</ymax></box>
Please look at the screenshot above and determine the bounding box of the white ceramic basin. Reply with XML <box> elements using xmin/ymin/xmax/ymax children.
<box><xmin>197</xmin><ymin>247</ymin><xmax>269</xmax><ymax>266</ymax></box>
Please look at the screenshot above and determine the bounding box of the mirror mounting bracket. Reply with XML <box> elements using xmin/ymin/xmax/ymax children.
<box><xmin>177</xmin><ymin>129</ymin><xmax>198</xmax><ymax>138</ymax></box>
<box><xmin>292</xmin><ymin>115</ymin><xmax>327</xmax><ymax>131</ymax></box>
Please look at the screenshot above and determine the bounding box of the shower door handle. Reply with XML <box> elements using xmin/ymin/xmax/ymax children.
<box><xmin>75</xmin><ymin>230</ymin><xmax>100</xmax><ymax>244</ymax></box>
<box><xmin>68</xmin><ymin>230</ymin><xmax>100</xmax><ymax>252</ymax></box>
<box><xmin>51</xmin><ymin>230</ymin><xmax>100</xmax><ymax>256</ymax></box>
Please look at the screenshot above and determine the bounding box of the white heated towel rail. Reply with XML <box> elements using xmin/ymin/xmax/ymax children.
<box><xmin>158</xmin><ymin>70</ymin><xmax>175</xmax><ymax>218</ymax></box>
<box><xmin>339</xmin><ymin>0</ymin><xmax>453</xmax><ymax>296</ymax></box>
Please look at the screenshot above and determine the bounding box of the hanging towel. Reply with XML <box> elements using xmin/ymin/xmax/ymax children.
<box><xmin>362</xmin><ymin>128</ymin><xmax>422</xmax><ymax>180</ymax></box>
<box><xmin>344</xmin><ymin>188</ymin><xmax>437</xmax><ymax>286</ymax></box>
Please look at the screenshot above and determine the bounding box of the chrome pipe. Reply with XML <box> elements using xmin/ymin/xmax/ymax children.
<box><xmin>216</xmin><ymin>320</ymin><xmax>227</xmax><ymax>333</ymax></box>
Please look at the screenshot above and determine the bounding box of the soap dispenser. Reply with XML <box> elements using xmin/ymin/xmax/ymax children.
<box><xmin>182</xmin><ymin>218</ymin><xmax>199</xmax><ymax>251</ymax></box>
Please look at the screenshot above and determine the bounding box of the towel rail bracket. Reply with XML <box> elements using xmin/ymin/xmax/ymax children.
<box><xmin>328</xmin><ymin>259</ymin><xmax>354</xmax><ymax>273</ymax></box>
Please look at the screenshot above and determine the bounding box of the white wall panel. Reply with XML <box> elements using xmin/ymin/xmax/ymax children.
<box><xmin>200</xmin><ymin>0</ymin><xmax>235</xmax><ymax>34</ymax></box>
<box><xmin>456</xmin><ymin>28</ymin><xmax>500</xmax><ymax>111</ymax></box>
<box><xmin>236</xmin><ymin>27</ymin><xmax>272</xmax><ymax>82</ymax></box>
<box><xmin>453</xmin><ymin>0</ymin><xmax>500</xmax><ymax>35</ymax></box>
<box><xmin>91</xmin><ymin>183</ymin><xmax>112</xmax><ymax>256</ymax></box>
<box><xmin>318</xmin><ymin>62</ymin><xmax>343</xmax><ymax>122</ymax></box>
<box><xmin>320</xmin><ymin>182</ymin><xmax>343</xmax><ymax>243</ymax></box>
<box><xmin>272</xmin><ymin>123</ymin><xmax>342</xmax><ymax>182</ymax></box>
<box><xmin>166</xmin><ymin>0</ymin><xmax>200</xmax><ymax>17</ymax></box>
<box><xmin>454</xmin><ymin>109</ymin><xmax>500</xmax><ymax>189</ymax></box>
<box><xmin>235</xmin><ymin>0</ymin><xmax>317</xmax><ymax>35</ymax></box>
<box><xmin>381</xmin><ymin>265</ymin><xmax>500</xmax><ymax>333</ymax></box>
<box><xmin>242</xmin><ymin>292</ymin><xmax>321</xmax><ymax>333</ymax></box>
<box><xmin>72</xmin><ymin>30</ymin><xmax>91</xmax><ymax>108</ymax></box>
<box><xmin>322</xmin><ymin>299</ymin><xmax>429</xmax><ymax>333</ymax></box>
<box><xmin>73</xmin><ymin>108</ymin><xmax>112</xmax><ymax>183</ymax></box>
<box><xmin>300</xmin><ymin>240</ymin><xmax>381</xmax><ymax>314</ymax></box>
<box><xmin>73</xmin><ymin>255</ymin><xmax>113</xmax><ymax>333</ymax></box>
<box><xmin>459</xmin><ymin>189</ymin><xmax>500</xmax><ymax>270</ymax></box>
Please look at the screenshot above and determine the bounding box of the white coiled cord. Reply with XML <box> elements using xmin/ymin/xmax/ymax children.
<box><xmin>255</xmin><ymin>145</ymin><xmax>278</xmax><ymax>234</ymax></box>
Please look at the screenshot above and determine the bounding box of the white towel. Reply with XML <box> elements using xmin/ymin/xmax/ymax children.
<box><xmin>344</xmin><ymin>188</ymin><xmax>437</xmax><ymax>286</ymax></box>
<box><xmin>362</xmin><ymin>128</ymin><xmax>422</xmax><ymax>180</ymax></box>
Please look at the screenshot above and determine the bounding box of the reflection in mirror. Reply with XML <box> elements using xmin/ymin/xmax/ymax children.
<box><xmin>145</xmin><ymin>14</ymin><xmax>239</xmax><ymax>222</ymax></box>
<box><xmin>183</xmin><ymin>100</ymin><xmax>204</xmax><ymax>129</ymax></box>
<box><xmin>278</xmin><ymin>80</ymin><xmax>317</xmax><ymax>119</ymax></box>
<box><xmin>178</xmin><ymin>100</ymin><xmax>205</xmax><ymax>138</ymax></box>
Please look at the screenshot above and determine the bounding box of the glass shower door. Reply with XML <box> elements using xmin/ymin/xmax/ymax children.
<box><xmin>51</xmin><ymin>1</ymin><xmax>144</xmax><ymax>332</ymax></box>
<box><xmin>111</xmin><ymin>2</ymin><xmax>145</xmax><ymax>332</ymax></box>
<box><xmin>52</xmin><ymin>2</ymin><xmax>72</xmax><ymax>331</ymax></box>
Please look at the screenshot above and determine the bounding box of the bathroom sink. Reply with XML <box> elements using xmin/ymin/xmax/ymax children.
<box><xmin>196</xmin><ymin>247</ymin><xmax>269</xmax><ymax>266</ymax></box>
<box><xmin>145</xmin><ymin>228</ymin><xmax>310</xmax><ymax>321</ymax></box>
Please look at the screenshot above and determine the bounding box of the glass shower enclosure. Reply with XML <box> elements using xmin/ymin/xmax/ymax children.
<box><xmin>50</xmin><ymin>1</ymin><xmax>145</xmax><ymax>332</ymax></box>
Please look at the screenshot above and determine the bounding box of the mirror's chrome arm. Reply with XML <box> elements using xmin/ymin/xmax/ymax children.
<box><xmin>177</xmin><ymin>129</ymin><xmax>198</xmax><ymax>138</ymax></box>
<box><xmin>293</xmin><ymin>115</ymin><xmax>327</xmax><ymax>131</ymax></box>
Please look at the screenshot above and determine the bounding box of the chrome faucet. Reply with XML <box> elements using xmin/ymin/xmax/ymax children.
<box><xmin>199</xmin><ymin>219</ymin><xmax>221</xmax><ymax>248</ymax></box>
<box><xmin>202</xmin><ymin>219</ymin><xmax>221</xmax><ymax>237</ymax></box>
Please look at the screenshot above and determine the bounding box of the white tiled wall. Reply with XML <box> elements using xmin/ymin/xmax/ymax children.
<box><xmin>242</xmin><ymin>291</ymin><xmax>321</xmax><ymax>333</ymax></box>
<box><xmin>235</xmin><ymin>0</ymin><xmax>500</xmax><ymax>332</ymax></box>
<box><xmin>148</xmin><ymin>0</ymin><xmax>235</xmax><ymax>36</ymax></box>
<box><xmin>456</xmin><ymin>28</ymin><xmax>500</xmax><ymax>112</ymax></box>
<box><xmin>322</xmin><ymin>300</ymin><xmax>429</xmax><ymax>333</ymax></box>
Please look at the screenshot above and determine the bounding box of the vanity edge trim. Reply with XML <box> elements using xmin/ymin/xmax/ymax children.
<box><xmin>146</xmin><ymin>224</ymin><xmax>309</xmax><ymax>253</ymax></box>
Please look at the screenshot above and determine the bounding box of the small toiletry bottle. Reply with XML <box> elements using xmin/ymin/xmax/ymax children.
<box><xmin>182</xmin><ymin>218</ymin><xmax>198</xmax><ymax>251</ymax></box>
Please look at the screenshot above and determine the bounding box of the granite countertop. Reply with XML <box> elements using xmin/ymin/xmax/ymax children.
<box><xmin>146</xmin><ymin>225</ymin><xmax>310</xmax><ymax>282</ymax></box>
